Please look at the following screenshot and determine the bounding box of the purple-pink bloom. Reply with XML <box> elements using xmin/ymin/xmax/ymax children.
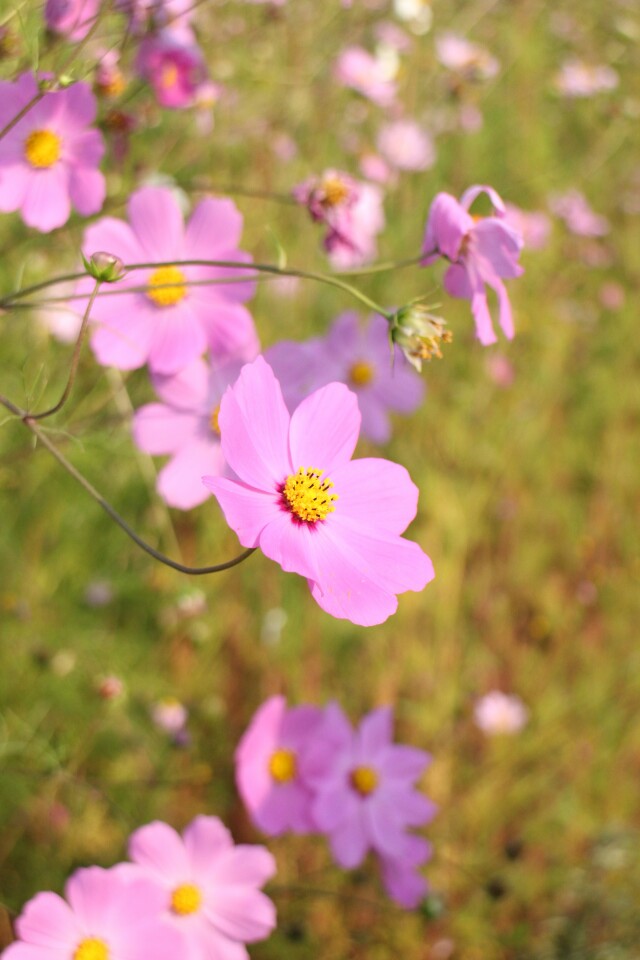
<box><xmin>435</xmin><ymin>32</ymin><xmax>499</xmax><ymax>81</ymax></box>
<box><xmin>3</xmin><ymin>865</ymin><xmax>181</xmax><ymax>960</ymax></box>
<box><xmin>377</xmin><ymin>119</ymin><xmax>436</xmax><ymax>172</ymax></box>
<box><xmin>334</xmin><ymin>46</ymin><xmax>397</xmax><ymax>107</ymax></box>
<box><xmin>235</xmin><ymin>695</ymin><xmax>323</xmax><ymax>835</ymax></box>
<box><xmin>136</xmin><ymin>32</ymin><xmax>208</xmax><ymax>108</ymax></box>
<box><xmin>549</xmin><ymin>189</ymin><xmax>609</xmax><ymax>237</ymax></box>
<box><xmin>133</xmin><ymin>357</ymin><xmax>249</xmax><ymax>509</ymax></box>
<box><xmin>44</xmin><ymin>0</ymin><xmax>100</xmax><ymax>39</ymax></box>
<box><xmin>422</xmin><ymin>185</ymin><xmax>524</xmax><ymax>345</ymax></box>
<box><xmin>304</xmin><ymin>705</ymin><xmax>436</xmax><ymax>893</ymax></box>
<box><xmin>380</xmin><ymin>835</ymin><xmax>432</xmax><ymax>909</ymax></box>
<box><xmin>128</xmin><ymin>816</ymin><xmax>276</xmax><ymax>960</ymax></box>
<box><xmin>203</xmin><ymin>356</ymin><xmax>434</xmax><ymax>626</ymax></box>
<box><xmin>0</xmin><ymin>73</ymin><xmax>105</xmax><ymax>232</ymax></box>
<box><xmin>266</xmin><ymin>311</ymin><xmax>424</xmax><ymax>444</ymax></box>
<box><xmin>554</xmin><ymin>59</ymin><xmax>618</xmax><ymax>97</ymax></box>
<box><xmin>77</xmin><ymin>186</ymin><xmax>258</xmax><ymax>374</ymax></box>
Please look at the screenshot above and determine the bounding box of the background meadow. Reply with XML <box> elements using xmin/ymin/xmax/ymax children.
<box><xmin>1</xmin><ymin>0</ymin><xmax>639</xmax><ymax>957</ymax></box>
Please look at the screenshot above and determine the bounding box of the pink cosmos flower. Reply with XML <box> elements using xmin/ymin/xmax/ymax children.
<box><xmin>554</xmin><ymin>59</ymin><xmax>618</xmax><ymax>97</ymax></box>
<box><xmin>0</xmin><ymin>73</ymin><xmax>105</xmax><ymax>232</ymax></box>
<box><xmin>77</xmin><ymin>186</ymin><xmax>258</xmax><ymax>374</ymax></box>
<box><xmin>151</xmin><ymin>697</ymin><xmax>188</xmax><ymax>734</ymax></box>
<box><xmin>235</xmin><ymin>695</ymin><xmax>323</xmax><ymax>835</ymax></box>
<box><xmin>3</xmin><ymin>865</ymin><xmax>181</xmax><ymax>960</ymax></box>
<box><xmin>128</xmin><ymin>816</ymin><xmax>276</xmax><ymax>960</ymax></box>
<box><xmin>294</xmin><ymin>170</ymin><xmax>385</xmax><ymax>268</ymax></box>
<box><xmin>304</xmin><ymin>705</ymin><xmax>436</xmax><ymax>898</ymax></box>
<box><xmin>136</xmin><ymin>33</ymin><xmax>208</xmax><ymax>109</ymax></box>
<box><xmin>377</xmin><ymin>118</ymin><xmax>435</xmax><ymax>172</ymax></box>
<box><xmin>504</xmin><ymin>202</ymin><xmax>551</xmax><ymax>251</ymax></box>
<box><xmin>266</xmin><ymin>311</ymin><xmax>424</xmax><ymax>444</ymax></box>
<box><xmin>435</xmin><ymin>32</ymin><xmax>499</xmax><ymax>81</ymax></box>
<box><xmin>422</xmin><ymin>185</ymin><xmax>524</xmax><ymax>345</ymax></box>
<box><xmin>203</xmin><ymin>356</ymin><xmax>434</xmax><ymax>626</ymax></box>
<box><xmin>44</xmin><ymin>0</ymin><xmax>100</xmax><ymax>40</ymax></box>
<box><xmin>334</xmin><ymin>46</ymin><xmax>397</xmax><ymax>107</ymax></box>
<box><xmin>474</xmin><ymin>691</ymin><xmax>529</xmax><ymax>734</ymax></box>
<box><xmin>133</xmin><ymin>357</ymin><xmax>248</xmax><ymax>510</ymax></box>
<box><xmin>548</xmin><ymin>189</ymin><xmax>609</xmax><ymax>237</ymax></box>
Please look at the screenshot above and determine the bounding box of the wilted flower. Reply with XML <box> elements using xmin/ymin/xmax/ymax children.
<box><xmin>391</xmin><ymin>304</ymin><xmax>452</xmax><ymax>370</ymax></box>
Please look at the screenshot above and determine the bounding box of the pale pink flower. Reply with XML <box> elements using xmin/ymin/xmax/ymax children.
<box><xmin>359</xmin><ymin>152</ymin><xmax>393</xmax><ymax>184</ymax></box>
<box><xmin>485</xmin><ymin>353</ymin><xmax>515</xmax><ymax>388</ymax></box>
<box><xmin>549</xmin><ymin>189</ymin><xmax>609</xmax><ymax>237</ymax></box>
<box><xmin>203</xmin><ymin>357</ymin><xmax>434</xmax><ymax>626</ymax></box>
<box><xmin>266</xmin><ymin>311</ymin><xmax>424</xmax><ymax>444</ymax></box>
<box><xmin>474</xmin><ymin>691</ymin><xmax>528</xmax><ymax>735</ymax></box>
<box><xmin>554</xmin><ymin>59</ymin><xmax>618</xmax><ymax>97</ymax></box>
<box><xmin>3</xmin><ymin>866</ymin><xmax>181</xmax><ymax>960</ymax></box>
<box><xmin>504</xmin><ymin>202</ymin><xmax>551</xmax><ymax>251</ymax></box>
<box><xmin>133</xmin><ymin>357</ymin><xmax>249</xmax><ymax>510</ymax></box>
<box><xmin>377</xmin><ymin>119</ymin><xmax>435</xmax><ymax>172</ymax></box>
<box><xmin>77</xmin><ymin>186</ymin><xmax>258</xmax><ymax>373</ymax></box>
<box><xmin>151</xmin><ymin>697</ymin><xmax>188</xmax><ymax>734</ymax></box>
<box><xmin>334</xmin><ymin>46</ymin><xmax>397</xmax><ymax>107</ymax></box>
<box><xmin>128</xmin><ymin>816</ymin><xmax>276</xmax><ymax>960</ymax></box>
<box><xmin>422</xmin><ymin>185</ymin><xmax>524</xmax><ymax>345</ymax></box>
<box><xmin>0</xmin><ymin>73</ymin><xmax>105</xmax><ymax>232</ymax></box>
<box><xmin>44</xmin><ymin>0</ymin><xmax>100</xmax><ymax>40</ymax></box>
<box><xmin>136</xmin><ymin>33</ymin><xmax>207</xmax><ymax>109</ymax></box>
<box><xmin>235</xmin><ymin>695</ymin><xmax>323</xmax><ymax>835</ymax></box>
<box><xmin>435</xmin><ymin>32</ymin><xmax>499</xmax><ymax>81</ymax></box>
<box><xmin>304</xmin><ymin>705</ymin><xmax>436</xmax><ymax>902</ymax></box>
<box><xmin>599</xmin><ymin>281</ymin><xmax>625</xmax><ymax>311</ymax></box>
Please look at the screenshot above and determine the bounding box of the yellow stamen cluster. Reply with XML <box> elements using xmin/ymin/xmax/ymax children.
<box><xmin>73</xmin><ymin>938</ymin><xmax>109</xmax><ymax>960</ymax></box>
<box><xmin>350</xmin><ymin>765</ymin><xmax>379</xmax><ymax>797</ymax></box>
<box><xmin>321</xmin><ymin>176</ymin><xmax>350</xmax><ymax>208</ymax></box>
<box><xmin>282</xmin><ymin>467</ymin><xmax>337</xmax><ymax>523</ymax></box>
<box><xmin>349</xmin><ymin>360</ymin><xmax>374</xmax><ymax>387</ymax></box>
<box><xmin>161</xmin><ymin>63</ymin><xmax>180</xmax><ymax>89</ymax></box>
<box><xmin>210</xmin><ymin>404</ymin><xmax>221</xmax><ymax>436</ymax></box>
<box><xmin>24</xmin><ymin>129</ymin><xmax>61</xmax><ymax>169</ymax></box>
<box><xmin>147</xmin><ymin>266</ymin><xmax>187</xmax><ymax>307</ymax></box>
<box><xmin>269</xmin><ymin>748</ymin><xmax>297</xmax><ymax>783</ymax></box>
<box><xmin>171</xmin><ymin>883</ymin><xmax>202</xmax><ymax>916</ymax></box>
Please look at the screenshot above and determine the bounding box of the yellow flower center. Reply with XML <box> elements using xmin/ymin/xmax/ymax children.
<box><xmin>321</xmin><ymin>176</ymin><xmax>349</xmax><ymax>207</ymax></box>
<box><xmin>161</xmin><ymin>62</ymin><xmax>180</xmax><ymax>89</ymax></box>
<box><xmin>350</xmin><ymin>765</ymin><xmax>379</xmax><ymax>796</ymax></box>
<box><xmin>282</xmin><ymin>466</ymin><xmax>337</xmax><ymax>523</ymax></box>
<box><xmin>210</xmin><ymin>404</ymin><xmax>221</xmax><ymax>436</ymax></box>
<box><xmin>73</xmin><ymin>938</ymin><xmax>109</xmax><ymax>960</ymax></box>
<box><xmin>24</xmin><ymin>129</ymin><xmax>61</xmax><ymax>169</ymax></box>
<box><xmin>349</xmin><ymin>360</ymin><xmax>374</xmax><ymax>387</ymax></box>
<box><xmin>147</xmin><ymin>266</ymin><xmax>187</xmax><ymax>307</ymax></box>
<box><xmin>171</xmin><ymin>883</ymin><xmax>202</xmax><ymax>916</ymax></box>
<box><xmin>269</xmin><ymin>748</ymin><xmax>297</xmax><ymax>783</ymax></box>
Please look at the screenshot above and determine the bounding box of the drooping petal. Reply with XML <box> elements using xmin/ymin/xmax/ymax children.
<box><xmin>473</xmin><ymin>218</ymin><xmax>524</xmax><ymax>279</ymax></box>
<box><xmin>460</xmin><ymin>184</ymin><xmax>507</xmax><ymax>216</ymax></box>
<box><xmin>288</xmin><ymin>382</ymin><xmax>360</xmax><ymax>474</ymax></box>
<box><xmin>486</xmin><ymin>275</ymin><xmax>515</xmax><ymax>340</ymax></box>
<box><xmin>422</xmin><ymin>192</ymin><xmax>473</xmax><ymax>262</ymax></box>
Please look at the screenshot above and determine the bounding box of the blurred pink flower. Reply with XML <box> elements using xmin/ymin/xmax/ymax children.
<box><xmin>359</xmin><ymin>152</ymin><xmax>393</xmax><ymax>184</ymax></box>
<box><xmin>380</xmin><ymin>835</ymin><xmax>432</xmax><ymax>909</ymax></box>
<box><xmin>44</xmin><ymin>0</ymin><xmax>100</xmax><ymax>39</ymax></box>
<box><xmin>599</xmin><ymin>281</ymin><xmax>625</xmax><ymax>311</ymax></box>
<box><xmin>235</xmin><ymin>695</ymin><xmax>323</xmax><ymax>835</ymax></box>
<box><xmin>128</xmin><ymin>816</ymin><xmax>276</xmax><ymax>958</ymax></box>
<box><xmin>377</xmin><ymin>118</ymin><xmax>435</xmax><ymax>172</ymax></box>
<box><xmin>422</xmin><ymin>185</ymin><xmax>524</xmax><ymax>345</ymax></box>
<box><xmin>133</xmin><ymin>357</ymin><xmax>249</xmax><ymax>510</ymax></box>
<box><xmin>334</xmin><ymin>46</ymin><xmax>397</xmax><ymax>106</ymax></box>
<box><xmin>0</xmin><ymin>73</ymin><xmax>105</xmax><ymax>232</ymax></box>
<box><xmin>294</xmin><ymin>169</ymin><xmax>385</xmax><ymax>267</ymax></box>
<box><xmin>203</xmin><ymin>357</ymin><xmax>434</xmax><ymax>626</ymax></box>
<box><xmin>549</xmin><ymin>189</ymin><xmax>609</xmax><ymax>237</ymax></box>
<box><xmin>266</xmin><ymin>311</ymin><xmax>424</xmax><ymax>444</ymax></box>
<box><xmin>304</xmin><ymin>705</ymin><xmax>436</xmax><ymax>903</ymax></box>
<box><xmin>77</xmin><ymin>186</ymin><xmax>258</xmax><ymax>373</ymax></box>
<box><xmin>554</xmin><ymin>59</ymin><xmax>618</xmax><ymax>97</ymax></box>
<box><xmin>3</xmin><ymin>866</ymin><xmax>180</xmax><ymax>960</ymax></box>
<box><xmin>474</xmin><ymin>691</ymin><xmax>528</xmax><ymax>734</ymax></box>
<box><xmin>504</xmin><ymin>203</ymin><xmax>551</xmax><ymax>251</ymax></box>
<box><xmin>151</xmin><ymin>697</ymin><xmax>188</xmax><ymax>733</ymax></box>
<box><xmin>435</xmin><ymin>32</ymin><xmax>499</xmax><ymax>81</ymax></box>
<box><xmin>485</xmin><ymin>353</ymin><xmax>515</xmax><ymax>388</ymax></box>
<box><xmin>136</xmin><ymin>33</ymin><xmax>208</xmax><ymax>108</ymax></box>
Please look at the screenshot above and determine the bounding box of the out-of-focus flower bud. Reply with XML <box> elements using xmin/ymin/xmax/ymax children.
<box><xmin>97</xmin><ymin>675</ymin><xmax>125</xmax><ymax>700</ymax></box>
<box><xmin>391</xmin><ymin>303</ymin><xmax>452</xmax><ymax>370</ymax></box>
<box><xmin>82</xmin><ymin>250</ymin><xmax>127</xmax><ymax>282</ymax></box>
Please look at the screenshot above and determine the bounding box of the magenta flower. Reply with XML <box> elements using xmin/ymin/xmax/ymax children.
<box><xmin>77</xmin><ymin>186</ymin><xmax>258</xmax><ymax>374</ymax></box>
<box><xmin>236</xmin><ymin>695</ymin><xmax>323</xmax><ymax>835</ymax></box>
<box><xmin>44</xmin><ymin>0</ymin><xmax>100</xmax><ymax>40</ymax></box>
<box><xmin>136</xmin><ymin>33</ymin><xmax>208</xmax><ymax>109</ymax></box>
<box><xmin>203</xmin><ymin>357</ymin><xmax>434</xmax><ymax>626</ymax></box>
<box><xmin>133</xmin><ymin>357</ymin><xmax>248</xmax><ymax>510</ymax></box>
<box><xmin>422</xmin><ymin>185</ymin><xmax>524</xmax><ymax>345</ymax></box>
<box><xmin>3</xmin><ymin>865</ymin><xmax>181</xmax><ymax>960</ymax></box>
<box><xmin>266</xmin><ymin>311</ymin><xmax>424</xmax><ymax>444</ymax></box>
<box><xmin>0</xmin><ymin>73</ymin><xmax>105</xmax><ymax>233</ymax></box>
<box><xmin>128</xmin><ymin>816</ymin><xmax>276</xmax><ymax>960</ymax></box>
<box><xmin>334</xmin><ymin>46</ymin><xmax>397</xmax><ymax>107</ymax></box>
<box><xmin>304</xmin><ymin>705</ymin><xmax>436</xmax><ymax>881</ymax></box>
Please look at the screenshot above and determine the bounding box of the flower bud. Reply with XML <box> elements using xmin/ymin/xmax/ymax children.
<box><xmin>391</xmin><ymin>303</ymin><xmax>452</xmax><ymax>370</ymax></box>
<box><xmin>82</xmin><ymin>250</ymin><xmax>126</xmax><ymax>283</ymax></box>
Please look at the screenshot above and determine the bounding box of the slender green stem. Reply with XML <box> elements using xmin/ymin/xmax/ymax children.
<box><xmin>0</xmin><ymin>92</ymin><xmax>45</xmax><ymax>142</ymax></box>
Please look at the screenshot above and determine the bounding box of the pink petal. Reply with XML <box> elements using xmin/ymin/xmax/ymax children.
<box><xmin>182</xmin><ymin>816</ymin><xmax>233</xmax><ymax>878</ymax></box>
<box><xmin>198</xmin><ymin>927</ymin><xmax>249</xmax><ymax>960</ymax></box>
<box><xmin>128</xmin><ymin>821</ymin><xmax>189</xmax><ymax>884</ymax></box>
<box><xmin>151</xmin><ymin>359</ymin><xmax>210</xmax><ymax>409</ymax></box>
<box><xmin>204</xmin><ymin>890</ymin><xmax>275</xmax><ymax>944</ymax></box>
<box><xmin>65</xmin><ymin>867</ymin><xmax>118</xmax><ymax>931</ymax></box>
<box><xmin>128</xmin><ymin>187</ymin><xmax>185</xmax><ymax>261</ymax></box>
<box><xmin>188</xmin><ymin>257</ymin><xmax>256</xmax><ymax>305</ymax></box>
<box><xmin>1</xmin><ymin>945</ymin><xmax>68</xmax><ymax>960</ymax></box>
<box><xmin>328</xmin><ymin>812</ymin><xmax>369</xmax><ymax>869</ymax></box>
<box><xmin>216</xmin><ymin>357</ymin><xmax>291</xmax><ymax>490</ymax></box>
<box><xmin>486</xmin><ymin>275</ymin><xmax>515</xmax><ymax>339</ymax></box>
<box><xmin>329</xmin><ymin>458</ymin><xmax>419</xmax><ymax>534</ymax></box>
<box><xmin>0</xmin><ymin>163</ymin><xmax>30</xmax><ymax>210</ymax></box>
<box><xmin>460</xmin><ymin>184</ymin><xmax>506</xmax><ymax>216</ymax></box>
<box><xmin>312</xmin><ymin>787</ymin><xmax>357</xmax><ymax>833</ymax></box>
<box><xmin>423</xmin><ymin>192</ymin><xmax>472</xmax><ymax>261</ymax></box>
<box><xmin>147</xmin><ymin>302</ymin><xmax>208</xmax><ymax>375</ymax></box>
<box><xmin>382</xmin><ymin>744</ymin><xmax>431</xmax><ymax>781</ymax></box>
<box><xmin>81</xmin><ymin>216</ymin><xmax>144</xmax><ymax>265</ymax></box>
<box><xmin>90</xmin><ymin>308</ymin><xmax>155</xmax><ymax>370</ymax></box>
<box><xmin>473</xmin><ymin>218</ymin><xmax>524</xmax><ymax>279</ymax></box>
<box><xmin>67</xmin><ymin>129</ymin><xmax>105</xmax><ymax>168</ymax></box>
<box><xmin>133</xmin><ymin>404</ymin><xmax>201</xmax><ymax>455</ymax></box>
<box><xmin>59</xmin><ymin>82</ymin><xmax>98</xmax><ymax>128</ymax></box>
<box><xmin>358</xmin><ymin>707</ymin><xmax>392</xmax><ymax>754</ymax></box>
<box><xmin>210</xmin><ymin>846</ymin><xmax>276</xmax><ymax>887</ymax></box>
<box><xmin>15</xmin><ymin>891</ymin><xmax>79</xmax><ymax>948</ymax></box>
<box><xmin>184</xmin><ymin>197</ymin><xmax>244</xmax><ymax>256</ymax></box>
<box><xmin>68</xmin><ymin>167</ymin><xmax>105</xmax><ymax>216</ymax></box>
<box><xmin>21</xmin><ymin>166</ymin><xmax>71</xmax><ymax>232</ymax></box>
<box><xmin>288</xmin><ymin>382</ymin><xmax>361</xmax><ymax>474</ymax></box>
<box><xmin>204</xmin><ymin>477</ymin><xmax>280</xmax><ymax>548</ymax></box>
<box><xmin>325</xmin><ymin>517</ymin><xmax>435</xmax><ymax>594</ymax></box>
<box><xmin>202</xmin><ymin>303</ymin><xmax>260</xmax><ymax>362</ymax></box>
<box><xmin>258</xmin><ymin>511</ymin><xmax>320</xmax><ymax>580</ymax></box>
<box><xmin>157</xmin><ymin>439</ymin><xmax>226</xmax><ymax>510</ymax></box>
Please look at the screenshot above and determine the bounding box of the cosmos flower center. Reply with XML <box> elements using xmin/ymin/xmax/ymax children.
<box><xmin>269</xmin><ymin>748</ymin><xmax>297</xmax><ymax>783</ymax></box>
<box><xmin>321</xmin><ymin>176</ymin><xmax>350</xmax><ymax>207</ymax></box>
<box><xmin>171</xmin><ymin>883</ymin><xmax>202</xmax><ymax>915</ymax></box>
<box><xmin>147</xmin><ymin>266</ymin><xmax>187</xmax><ymax>307</ymax></box>
<box><xmin>210</xmin><ymin>404</ymin><xmax>221</xmax><ymax>435</ymax></box>
<box><xmin>73</xmin><ymin>937</ymin><xmax>109</xmax><ymax>960</ymax></box>
<box><xmin>350</xmin><ymin>765</ymin><xmax>379</xmax><ymax>796</ymax></box>
<box><xmin>282</xmin><ymin>467</ymin><xmax>337</xmax><ymax>523</ymax></box>
<box><xmin>349</xmin><ymin>360</ymin><xmax>374</xmax><ymax>387</ymax></box>
<box><xmin>161</xmin><ymin>62</ymin><xmax>180</xmax><ymax>89</ymax></box>
<box><xmin>24</xmin><ymin>129</ymin><xmax>61</xmax><ymax>169</ymax></box>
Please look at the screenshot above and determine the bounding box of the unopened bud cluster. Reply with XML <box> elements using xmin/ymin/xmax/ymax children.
<box><xmin>391</xmin><ymin>303</ymin><xmax>452</xmax><ymax>371</ymax></box>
